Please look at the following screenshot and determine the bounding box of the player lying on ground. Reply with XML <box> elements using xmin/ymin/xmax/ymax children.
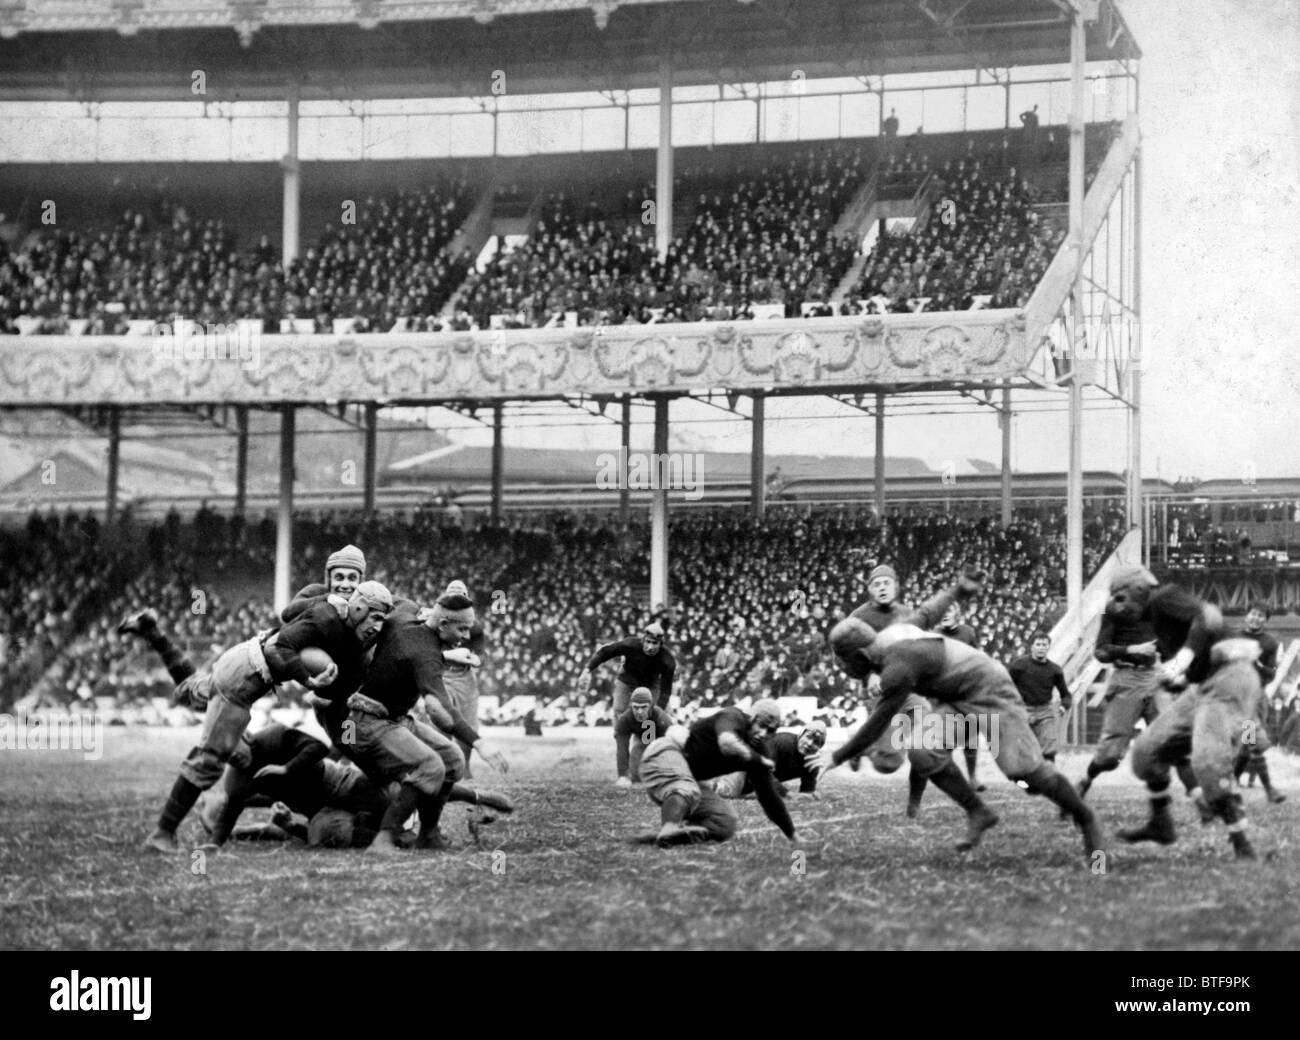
<box><xmin>1109</xmin><ymin>570</ymin><xmax>1271</xmax><ymax>860</ymax></box>
<box><xmin>130</xmin><ymin>581</ymin><xmax>393</xmax><ymax>853</ymax></box>
<box><xmin>197</xmin><ymin>722</ymin><xmax>514</xmax><ymax>847</ymax></box>
<box><xmin>817</xmin><ymin>620</ymin><xmax>1104</xmax><ymax>861</ymax></box>
<box><xmin>197</xmin><ymin>722</ymin><xmax>512</xmax><ymax>842</ymax></box>
<box><xmin>637</xmin><ymin>699</ymin><xmax>797</xmax><ymax>846</ymax></box>
<box><xmin>613</xmin><ymin>687</ymin><xmax>673</xmax><ymax>787</ymax></box>
<box><xmin>837</xmin><ymin>565</ymin><xmax>985</xmax><ymax>818</ymax></box>
<box><xmin>710</xmin><ymin>721</ymin><xmax>826</xmax><ymax>800</ymax></box>
<box><xmin>346</xmin><ymin>591</ymin><xmax>510</xmax><ymax>854</ymax></box>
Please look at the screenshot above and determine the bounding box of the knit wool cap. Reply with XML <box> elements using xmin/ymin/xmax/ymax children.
<box><xmin>325</xmin><ymin>544</ymin><xmax>366</xmax><ymax>579</ymax></box>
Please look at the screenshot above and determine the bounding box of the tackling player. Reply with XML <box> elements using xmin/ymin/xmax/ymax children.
<box><xmin>637</xmin><ymin>699</ymin><xmax>796</xmax><ymax>846</ymax></box>
<box><xmin>346</xmin><ymin>591</ymin><xmax>509</xmax><ymax>854</ymax></box>
<box><xmin>816</xmin><ymin>621</ymin><xmax>1104</xmax><ymax>861</ymax></box>
<box><xmin>713</xmin><ymin>721</ymin><xmax>826</xmax><ymax>799</ymax></box>
<box><xmin>935</xmin><ymin>603</ymin><xmax>984</xmax><ymax>793</ymax></box>
<box><xmin>835</xmin><ymin>564</ymin><xmax>983</xmax><ymax>818</ymax></box>
<box><xmin>136</xmin><ymin>581</ymin><xmax>393</xmax><ymax>853</ymax></box>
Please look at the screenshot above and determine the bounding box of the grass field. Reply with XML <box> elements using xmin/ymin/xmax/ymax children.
<box><xmin>2</xmin><ymin>726</ymin><xmax>1299</xmax><ymax>951</ymax></box>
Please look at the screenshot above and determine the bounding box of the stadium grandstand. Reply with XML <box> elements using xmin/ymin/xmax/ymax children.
<box><xmin>0</xmin><ymin>0</ymin><xmax>1296</xmax><ymax>756</ymax></box>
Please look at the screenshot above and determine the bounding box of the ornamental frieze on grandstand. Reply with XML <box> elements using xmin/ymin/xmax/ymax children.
<box><xmin>0</xmin><ymin>311</ymin><xmax>1030</xmax><ymax>405</ymax></box>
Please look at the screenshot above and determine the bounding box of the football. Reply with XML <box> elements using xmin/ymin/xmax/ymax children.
<box><xmin>298</xmin><ymin>647</ymin><xmax>336</xmax><ymax>677</ymax></box>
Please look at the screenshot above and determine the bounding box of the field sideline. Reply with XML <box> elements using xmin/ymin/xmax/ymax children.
<box><xmin>2</xmin><ymin>727</ymin><xmax>1298</xmax><ymax>951</ymax></box>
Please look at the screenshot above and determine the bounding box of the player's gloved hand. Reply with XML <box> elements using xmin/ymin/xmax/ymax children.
<box><xmin>306</xmin><ymin>662</ymin><xmax>339</xmax><ymax>689</ymax></box>
<box><xmin>443</xmin><ymin>646</ymin><xmax>482</xmax><ymax>668</ymax></box>
<box><xmin>326</xmin><ymin>594</ymin><xmax>349</xmax><ymax>617</ymax></box>
<box><xmin>255</xmin><ymin>764</ymin><xmax>289</xmax><ymax>780</ymax></box>
<box><xmin>416</xmin><ymin>606</ymin><xmax>436</xmax><ymax>623</ymax></box>
<box><xmin>474</xmin><ymin>740</ymin><xmax>510</xmax><ymax>775</ymax></box>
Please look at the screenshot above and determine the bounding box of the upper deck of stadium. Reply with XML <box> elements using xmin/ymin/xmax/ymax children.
<box><xmin>0</xmin><ymin>1</ymin><xmax>1138</xmax><ymax>100</ymax></box>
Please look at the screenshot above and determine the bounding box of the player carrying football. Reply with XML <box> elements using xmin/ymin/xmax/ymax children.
<box><xmin>135</xmin><ymin>581</ymin><xmax>394</xmax><ymax>852</ymax></box>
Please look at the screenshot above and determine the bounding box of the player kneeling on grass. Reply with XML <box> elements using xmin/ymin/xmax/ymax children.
<box><xmin>815</xmin><ymin>621</ymin><xmax>1104</xmax><ymax>861</ymax></box>
<box><xmin>614</xmin><ymin>687</ymin><xmax>672</xmax><ymax>787</ymax></box>
<box><xmin>711</xmin><ymin>721</ymin><xmax>826</xmax><ymax>800</ymax></box>
<box><xmin>638</xmin><ymin>699</ymin><xmax>796</xmax><ymax>846</ymax></box>
<box><xmin>138</xmin><ymin>582</ymin><xmax>394</xmax><ymax>854</ymax></box>
<box><xmin>346</xmin><ymin>592</ymin><xmax>510</xmax><ymax>855</ymax></box>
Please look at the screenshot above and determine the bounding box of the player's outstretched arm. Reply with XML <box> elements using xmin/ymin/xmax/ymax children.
<box><xmin>750</xmin><ymin>766</ymin><xmax>796</xmax><ymax>840</ymax></box>
<box><xmin>817</xmin><ymin>660</ymin><xmax>920</xmax><ymax>777</ymax></box>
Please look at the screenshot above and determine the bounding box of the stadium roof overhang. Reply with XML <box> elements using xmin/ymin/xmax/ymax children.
<box><xmin>0</xmin><ymin>0</ymin><xmax>1140</xmax><ymax>103</ymax></box>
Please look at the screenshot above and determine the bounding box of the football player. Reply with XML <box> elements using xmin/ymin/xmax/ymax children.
<box><xmin>581</xmin><ymin>621</ymin><xmax>677</xmax><ymax>713</ymax></box>
<box><xmin>136</xmin><ymin>581</ymin><xmax>393</xmax><ymax>853</ymax></box>
<box><xmin>1006</xmin><ymin>632</ymin><xmax>1071</xmax><ymax>763</ymax></box>
<box><xmin>1113</xmin><ymin>570</ymin><xmax>1268</xmax><ymax>859</ymax></box>
<box><xmin>816</xmin><ymin>621</ymin><xmax>1104</xmax><ymax>861</ymax></box>
<box><xmin>345</xmin><ymin>591</ymin><xmax>509</xmax><ymax>854</ymax></box>
<box><xmin>833</xmin><ymin>564</ymin><xmax>983</xmax><ymax>819</ymax></box>
<box><xmin>713</xmin><ymin>721</ymin><xmax>827</xmax><ymax>799</ymax></box>
<box><xmin>613</xmin><ymin>687</ymin><xmax>673</xmax><ymax>787</ymax></box>
<box><xmin>197</xmin><ymin>722</ymin><xmax>513</xmax><ymax>848</ymax></box>
<box><xmin>637</xmin><ymin>699</ymin><xmax>796</xmax><ymax>846</ymax></box>
<box><xmin>1231</xmin><ymin>603</ymin><xmax>1286</xmax><ymax>804</ymax></box>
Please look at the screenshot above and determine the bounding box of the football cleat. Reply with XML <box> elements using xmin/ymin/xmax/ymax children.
<box><xmin>143</xmin><ymin>827</ymin><xmax>179</xmax><ymax>854</ymax></box>
<box><xmin>1118</xmin><ymin>810</ymin><xmax>1177</xmax><ymax>846</ymax></box>
<box><xmin>474</xmin><ymin>790</ymin><xmax>515</xmax><ymax>814</ymax></box>
<box><xmin>955</xmin><ymin>807</ymin><xmax>999</xmax><ymax>852</ymax></box>
<box><xmin>366</xmin><ymin>830</ymin><xmax>404</xmax><ymax>856</ymax></box>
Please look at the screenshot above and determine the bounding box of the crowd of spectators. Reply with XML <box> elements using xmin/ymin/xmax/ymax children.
<box><xmin>852</xmin><ymin>157</ymin><xmax>1061</xmax><ymax>313</ymax></box>
<box><xmin>3</xmin><ymin>502</ymin><xmax>1138</xmax><ymax>724</ymax></box>
<box><xmin>4</xmin><ymin>125</ymin><xmax>1111</xmax><ymax>336</ymax></box>
<box><xmin>0</xmin><ymin>178</ymin><xmax>476</xmax><ymax>335</ymax></box>
<box><xmin>457</xmin><ymin>143</ymin><xmax>864</xmax><ymax>328</ymax></box>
